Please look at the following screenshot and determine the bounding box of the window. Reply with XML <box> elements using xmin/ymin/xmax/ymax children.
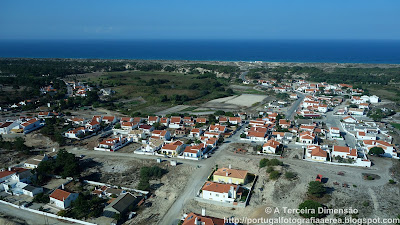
<box><xmin>215</xmin><ymin>194</ymin><xmax>219</xmax><ymax>197</ymax></box>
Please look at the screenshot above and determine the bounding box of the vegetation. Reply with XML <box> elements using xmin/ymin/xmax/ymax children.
<box><xmin>307</xmin><ymin>181</ymin><xmax>326</xmax><ymax>198</ymax></box>
<box><xmin>259</xmin><ymin>158</ymin><xmax>269</xmax><ymax>168</ymax></box>
<box><xmin>32</xmin><ymin>193</ymin><xmax>50</xmax><ymax>203</ymax></box>
<box><xmin>298</xmin><ymin>200</ymin><xmax>324</xmax><ymax>218</ymax></box>
<box><xmin>269</xmin><ymin>171</ymin><xmax>281</xmax><ymax>180</ymax></box>
<box><xmin>266</xmin><ymin>166</ymin><xmax>274</xmax><ymax>173</ymax></box>
<box><xmin>137</xmin><ymin>166</ymin><xmax>167</xmax><ymax>191</ymax></box>
<box><xmin>266</xmin><ymin>159</ymin><xmax>283</xmax><ymax>167</ymax></box>
<box><xmin>368</xmin><ymin>147</ymin><xmax>385</xmax><ymax>156</ymax></box>
<box><xmin>65</xmin><ymin>192</ymin><xmax>106</xmax><ymax>219</ymax></box>
<box><xmin>284</xmin><ymin>171</ymin><xmax>297</xmax><ymax>180</ymax></box>
<box><xmin>0</xmin><ymin>136</ymin><xmax>32</xmax><ymax>155</ymax></box>
<box><xmin>35</xmin><ymin>149</ymin><xmax>80</xmax><ymax>183</ymax></box>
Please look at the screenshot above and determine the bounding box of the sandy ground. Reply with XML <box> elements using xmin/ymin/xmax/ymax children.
<box><xmin>180</xmin><ymin>147</ymin><xmax>400</xmax><ymax>224</ymax></box>
<box><xmin>203</xmin><ymin>94</ymin><xmax>267</xmax><ymax>109</ymax></box>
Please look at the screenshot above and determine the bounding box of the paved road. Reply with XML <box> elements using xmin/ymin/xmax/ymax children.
<box><xmin>239</xmin><ymin>71</ymin><xmax>248</xmax><ymax>82</ymax></box>
<box><xmin>285</xmin><ymin>92</ymin><xmax>305</xmax><ymax>119</ymax></box>
<box><xmin>159</xmin><ymin>124</ymin><xmax>247</xmax><ymax>225</ymax></box>
<box><xmin>0</xmin><ymin>203</ymin><xmax>72</xmax><ymax>225</ymax></box>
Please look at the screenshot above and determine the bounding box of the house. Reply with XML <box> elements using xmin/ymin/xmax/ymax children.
<box><xmin>196</xmin><ymin>118</ymin><xmax>207</xmax><ymax>124</ymax></box>
<box><xmin>279</xmin><ymin>119</ymin><xmax>291</xmax><ymax>129</ymax></box>
<box><xmin>85</xmin><ymin>120</ymin><xmax>100</xmax><ymax>132</ymax></box>
<box><xmin>342</xmin><ymin>116</ymin><xmax>358</xmax><ymax>124</ymax></box>
<box><xmin>0</xmin><ymin>121</ymin><xmax>19</xmax><ymax>134</ymax></box>
<box><xmin>183</xmin><ymin>117</ymin><xmax>195</xmax><ymax>126</ymax></box>
<box><xmin>369</xmin><ymin>95</ymin><xmax>380</xmax><ymax>103</ymax></box>
<box><xmin>183</xmin><ymin>144</ymin><xmax>205</xmax><ymax>159</ymax></box>
<box><xmin>147</xmin><ymin>116</ymin><xmax>159</xmax><ymax>125</ymax></box>
<box><xmin>103</xmin><ymin>192</ymin><xmax>140</xmax><ymax>218</ymax></box>
<box><xmin>141</xmin><ymin>139</ymin><xmax>165</xmax><ymax>153</ymax></box>
<box><xmin>299</xmin><ymin>131</ymin><xmax>316</xmax><ymax>145</ymax></box>
<box><xmin>348</xmin><ymin>108</ymin><xmax>364</xmax><ymax>116</ymax></box>
<box><xmin>359</xmin><ymin>103</ymin><xmax>370</xmax><ymax>110</ymax></box>
<box><xmin>189</xmin><ymin>128</ymin><xmax>203</xmax><ymax>138</ymax></box>
<box><xmin>65</xmin><ymin>127</ymin><xmax>86</xmax><ymax>139</ymax></box>
<box><xmin>160</xmin><ymin>140</ymin><xmax>184</xmax><ymax>156</ymax></box>
<box><xmin>20</xmin><ymin>118</ymin><xmax>42</xmax><ymax>133</ymax></box>
<box><xmin>212</xmin><ymin>167</ymin><xmax>248</xmax><ymax>185</ymax></box>
<box><xmin>329</xmin><ymin>127</ymin><xmax>340</xmax><ymax>138</ymax></box>
<box><xmin>22</xmin><ymin>185</ymin><xmax>43</xmax><ymax>197</ymax></box>
<box><xmin>49</xmin><ymin>189</ymin><xmax>79</xmax><ymax>209</ymax></box>
<box><xmin>138</xmin><ymin>124</ymin><xmax>154</xmax><ymax>134</ymax></box>
<box><xmin>169</xmin><ymin>116</ymin><xmax>182</xmax><ymax>128</ymax></box>
<box><xmin>120</xmin><ymin>117</ymin><xmax>133</xmax><ymax>123</ymax></box>
<box><xmin>67</xmin><ymin>117</ymin><xmax>86</xmax><ymax>125</ymax></box>
<box><xmin>229</xmin><ymin>117</ymin><xmax>242</xmax><ymax>125</ymax></box>
<box><xmin>204</xmin><ymin>131</ymin><xmax>220</xmax><ymax>139</ymax></box>
<box><xmin>175</xmin><ymin>128</ymin><xmax>188</xmax><ymax>136</ymax></box>
<box><xmin>218</xmin><ymin>116</ymin><xmax>228</xmax><ymax>124</ymax></box>
<box><xmin>356</xmin><ymin>131</ymin><xmax>376</xmax><ymax>141</ymax></box>
<box><xmin>306</xmin><ymin>145</ymin><xmax>328</xmax><ymax>162</ymax></box>
<box><xmin>247</xmin><ymin>131</ymin><xmax>267</xmax><ymax>142</ymax></box>
<box><xmin>159</xmin><ymin>117</ymin><xmax>170</xmax><ymax>126</ymax></box>
<box><xmin>102</xmin><ymin>116</ymin><xmax>117</xmax><ymax>125</ymax></box>
<box><xmin>201</xmin><ymin>181</ymin><xmax>238</xmax><ymax>203</ymax></box>
<box><xmin>94</xmin><ymin>136</ymin><xmax>131</xmax><ymax>152</ymax></box>
<box><xmin>120</xmin><ymin>121</ymin><xmax>138</xmax><ymax>130</ymax></box>
<box><xmin>209</xmin><ymin>125</ymin><xmax>227</xmax><ymax>133</ymax></box>
<box><xmin>332</xmin><ymin>146</ymin><xmax>357</xmax><ymax>160</ymax></box>
<box><xmin>290</xmin><ymin>93</ymin><xmax>298</xmax><ymax>99</ymax></box>
<box><xmin>182</xmin><ymin>212</ymin><xmax>231</xmax><ymax>225</ymax></box>
<box><xmin>271</xmin><ymin>132</ymin><xmax>285</xmax><ymax>141</ymax></box>
<box><xmin>262</xmin><ymin>139</ymin><xmax>281</xmax><ymax>154</ymax></box>
<box><xmin>128</xmin><ymin>130</ymin><xmax>145</xmax><ymax>142</ymax></box>
<box><xmin>363</xmin><ymin>140</ymin><xmax>397</xmax><ymax>158</ymax></box>
<box><xmin>24</xmin><ymin>154</ymin><xmax>49</xmax><ymax>169</ymax></box>
<box><xmin>317</xmin><ymin>104</ymin><xmax>328</xmax><ymax>113</ymax></box>
<box><xmin>151</xmin><ymin>130</ymin><xmax>171</xmax><ymax>140</ymax></box>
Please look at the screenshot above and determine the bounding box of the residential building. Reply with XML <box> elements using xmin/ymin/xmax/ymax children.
<box><xmin>160</xmin><ymin>140</ymin><xmax>184</xmax><ymax>156</ymax></box>
<box><xmin>213</xmin><ymin>167</ymin><xmax>248</xmax><ymax>185</ymax></box>
<box><xmin>332</xmin><ymin>146</ymin><xmax>357</xmax><ymax>160</ymax></box>
<box><xmin>262</xmin><ymin>139</ymin><xmax>281</xmax><ymax>154</ymax></box>
<box><xmin>201</xmin><ymin>181</ymin><xmax>238</xmax><ymax>203</ymax></box>
<box><xmin>49</xmin><ymin>189</ymin><xmax>79</xmax><ymax>209</ymax></box>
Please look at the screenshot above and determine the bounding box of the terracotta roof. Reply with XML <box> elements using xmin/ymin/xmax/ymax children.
<box><xmin>213</xmin><ymin>168</ymin><xmax>248</xmax><ymax>179</ymax></box>
<box><xmin>0</xmin><ymin>170</ymin><xmax>15</xmax><ymax>179</ymax></box>
<box><xmin>182</xmin><ymin>212</ymin><xmax>225</xmax><ymax>225</ymax></box>
<box><xmin>196</xmin><ymin>118</ymin><xmax>207</xmax><ymax>123</ymax></box>
<box><xmin>247</xmin><ymin>131</ymin><xmax>265</xmax><ymax>138</ymax></box>
<box><xmin>263</xmin><ymin>139</ymin><xmax>280</xmax><ymax>148</ymax></box>
<box><xmin>50</xmin><ymin>189</ymin><xmax>71</xmax><ymax>201</ymax></box>
<box><xmin>309</xmin><ymin>146</ymin><xmax>327</xmax><ymax>157</ymax></box>
<box><xmin>201</xmin><ymin>181</ymin><xmax>237</xmax><ymax>194</ymax></box>
<box><xmin>333</xmin><ymin>145</ymin><xmax>351</xmax><ymax>153</ymax></box>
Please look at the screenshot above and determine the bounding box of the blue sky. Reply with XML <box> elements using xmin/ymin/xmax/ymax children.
<box><xmin>1</xmin><ymin>0</ymin><xmax>399</xmax><ymax>40</ymax></box>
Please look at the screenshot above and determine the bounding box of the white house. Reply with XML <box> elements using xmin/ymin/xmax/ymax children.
<box><xmin>49</xmin><ymin>189</ymin><xmax>79</xmax><ymax>209</ymax></box>
<box><xmin>348</xmin><ymin>108</ymin><xmax>364</xmax><ymax>116</ymax></box>
<box><xmin>369</xmin><ymin>95</ymin><xmax>380</xmax><ymax>103</ymax></box>
<box><xmin>169</xmin><ymin>117</ymin><xmax>182</xmax><ymax>129</ymax></box>
<box><xmin>160</xmin><ymin>140</ymin><xmax>184</xmax><ymax>156</ymax></box>
<box><xmin>363</xmin><ymin>140</ymin><xmax>397</xmax><ymax>158</ymax></box>
<box><xmin>201</xmin><ymin>181</ymin><xmax>238</xmax><ymax>203</ymax></box>
<box><xmin>342</xmin><ymin>116</ymin><xmax>358</xmax><ymax>124</ymax></box>
<box><xmin>0</xmin><ymin>121</ymin><xmax>19</xmax><ymax>134</ymax></box>
<box><xmin>20</xmin><ymin>119</ymin><xmax>42</xmax><ymax>133</ymax></box>
<box><xmin>24</xmin><ymin>154</ymin><xmax>49</xmax><ymax>169</ymax></box>
<box><xmin>94</xmin><ymin>136</ymin><xmax>131</xmax><ymax>152</ymax></box>
<box><xmin>151</xmin><ymin>130</ymin><xmax>171</xmax><ymax>140</ymax></box>
<box><xmin>306</xmin><ymin>145</ymin><xmax>328</xmax><ymax>162</ymax></box>
<box><xmin>329</xmin><ymin>127</ymin><xmax>341</xmax><ymax>138</ymax></box>
<box><xmin>128</xmin><ymin>130</ymin><xmax>145</xmax><ymax>142</ymax></box>
<box><xmin>247</xmin><ymin>131</ymin><xmax>267</xmax><ymax>142</ymax></box>
<box><xmin>147</xmin><ymin>116</ymin><xmax>159</xmax><ymax>125</ymax></box>
<box><xmin>356</xmin><ymin>131</ymin><xmax>376</xmax><ymax>141</ymax></box>
<box><xmin>299</xmin><ymin>131</ymin><xmax>316</xmax><ymax>145</ymax></box>
<box><xmin>332</xmin><ymin>146</ymin><xmax>357</xmax><ymax>160</ymax></box>
<box><xmin>141</xmin><ymin>139</ymin><xmax>165</xmax><ymax>153</ymax></box>
<box><xmin>262</xmin><ymin>139</ymin><xmax>280</xmax><ymax>154</ymax></box>
<box><xmin>182</xmin><ymin>144</ymin><xmax>205</xmax><ymax>159</ymax></box>
<box><xmin>64</xmin><ymin>127</ymin><xmax>86</xmax><ymax>139</ymax></box>
<box><xmin>22</xmin><ymin>185</ymin><xmax>43</xmax><ymax>197</ymax></box>
<box><xmin>189</xmin><ymin>128</ymin><xmax>203</xmax><ymax>138</ymax></box>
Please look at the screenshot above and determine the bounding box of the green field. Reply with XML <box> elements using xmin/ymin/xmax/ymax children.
<box><xmin>392</xmin><ymin>123</ymin><xmax>400</xmax><ymax>130</ymax></box>
<box><xmin>84</xmin><ymin>71</ymin><xmax>234</xmax><ymax>114</ymax></box>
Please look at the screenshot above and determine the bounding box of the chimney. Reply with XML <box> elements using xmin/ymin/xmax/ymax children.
<box><xmin>8</xmin><ymin>167</ymin><xmax>11</xmax><ymax>171</ymax></box>
<box><xmin>61</xmin><ymin>184</ymin><xmax>64</xmax><ymax>189</ymax></box>
<box><xmin>194</xmin><ymin>217</ymin><xmax>198</xmax><ymax>225</ymax></box>
<box><xmin>53</xmin><ymin>148</ymin><xmax>56</xmax><ymax>152</ymax></box>
<box><xmin>228</xmin><ymin>164</ymin><xmax>231</xmax><ymax>169</ymax></box>
<box><xmin>201</xmin><ymin>208</ymin><xmax>206</xmax><ymax>217</ymax></box>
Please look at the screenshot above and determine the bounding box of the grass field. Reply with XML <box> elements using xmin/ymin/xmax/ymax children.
<box><xmin>392</xmin><ymin>123</ymin><xmax>400</xmax><ymax>130</ymax></box>
<box><xmin>82</xmin><ymin>71</ymin><xmax>233</xmax><ymax>114</ymax></box>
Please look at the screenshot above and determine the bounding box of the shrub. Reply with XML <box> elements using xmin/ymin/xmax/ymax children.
<box><xmin>269</xmin><ymin>171</ymin><xmax>281</xmax><ymax>180</ymax></box>
<box><xmin>267</xmin><ymin>159</ymin><xmax>283</xmax><ymax>166</ymax></box>
<box><xmin>307</xmin><ymin>181</ymin><xmax>326</xmax><ymax>198</ymax></box>
<box><xmin>266</xmin><ymin>166</ymin><xmax>274</xmax><ymax>173</ymax></box>
<box><xmin>259</xmin><ymin>158</ymin><xmax>269</xmax><ymax>168</ymax></box>
<box><xmin>389</xmin><ymin>179</ymin><xmax>396</xmax><ymax>184</ymax></box>
<box><xmin>298</xmin><ymin>200</ymin><xmax>324</xmax><ymax>218</ymax></box>
<box><xmin>284</xmin><ymin>171</ymin><xmax>297</xmax><ymax>180</ymax></box>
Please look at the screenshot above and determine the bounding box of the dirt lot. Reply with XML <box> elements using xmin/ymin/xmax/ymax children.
<box><xmin>202</xmin><ymin>94</ymin><xmax>267</xmax><ymax>109</ymax></box>
<box><xmin>180</xmin><ymin>148</ymin><xmax>400</xmax><ymax>224</ymax></box>
<box><xmin>80</xmin><ymin>154</ymin><xmax>197</xmax><ymax>225</ymax></box>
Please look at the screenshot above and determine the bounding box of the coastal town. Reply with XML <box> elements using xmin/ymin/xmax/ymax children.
<box><xmin>0</xmin><ymin>60</ymin><xmax>399</xmax><ymax>225</ymax></box>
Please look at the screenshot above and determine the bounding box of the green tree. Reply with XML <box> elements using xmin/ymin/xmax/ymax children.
<box><xmin>269</xmin><ymin>171</ymin><xmax>280</xmax><ymax>180</ymax></box>
<box><xmin>307</xmin><ymin>181</ymin><xmax>326</xmax><ymax>198</ymax></box>
<box><xmin>368</xmin><ymin>147</ymin><xmax>384</xmax><ymax>156</ymax></box>
<box><xmin>259</xmin><ymin>158</ymin><xmax>269</xmax><ymax>168</ymax></box>
<box><xmin>298</xmin><ymin>200</ymin><xmax>323</xmax><ymax>218</ymax></box>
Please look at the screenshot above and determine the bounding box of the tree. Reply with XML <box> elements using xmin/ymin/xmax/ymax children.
<box><xmin>307</xmin><ymin>181</ymin><xmax>326</xmax><ymax>198</ymax></box>
<box><xmin>266</xmin><ymin>159</ymin><xmax>283</xmax><ymax>167</ymax></box>
<box><xmin>269</xmin><ymin>171</ymin><xmax>280</xmax><ymax>180</ymax></box>
<box><xmin>266</xmin><ymin>166</ymin><xmax>274</xmax><ymax>173</ymax></box>
<box><xmin>285</xmin><ymin>171</ymin><xmax>297</xmax><ymax>180</ymax></box>
<box><xmin>298</xmin><ymin>200</ymin><xmax>323</xmax><ymax>218</ymax></box>
<box><xmin>114</xmin><ymin>123</ymin><xmax>121</xmax><ymax>129</ymax></box>
<box><xmin>240</xmin><ymin>133</ymin><xmax>246</xmax><ymax>138</ymax></box>
<box><xmin>368</xmin><ymin>147</ymin><xmax>384</xmax><ymax>156</ymax></box>
<box><xmin>259</xmin><ymin>158</ymin><xmax>269</xmax><ymax>168</ymax></box>
<box><xmin>33</xmin><ymin>193</ymin><xmax>50</xmax><ymax>203</ymax></box>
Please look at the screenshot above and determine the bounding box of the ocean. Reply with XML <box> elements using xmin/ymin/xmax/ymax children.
<box><xmin>0</xmin><ymin>39</ymin><xmax>399</xmax><ymax>64</ymax></box>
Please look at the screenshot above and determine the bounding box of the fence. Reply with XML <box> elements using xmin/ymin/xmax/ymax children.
<box><xmin>83</xmin><ymin>180</ymin><xmax>149</xmax><ymax>195</ymax></box>
<box><xmin>0</xmin><ymin>200</ymin><xmax>97</xmax><ymax>225</ymax></box>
